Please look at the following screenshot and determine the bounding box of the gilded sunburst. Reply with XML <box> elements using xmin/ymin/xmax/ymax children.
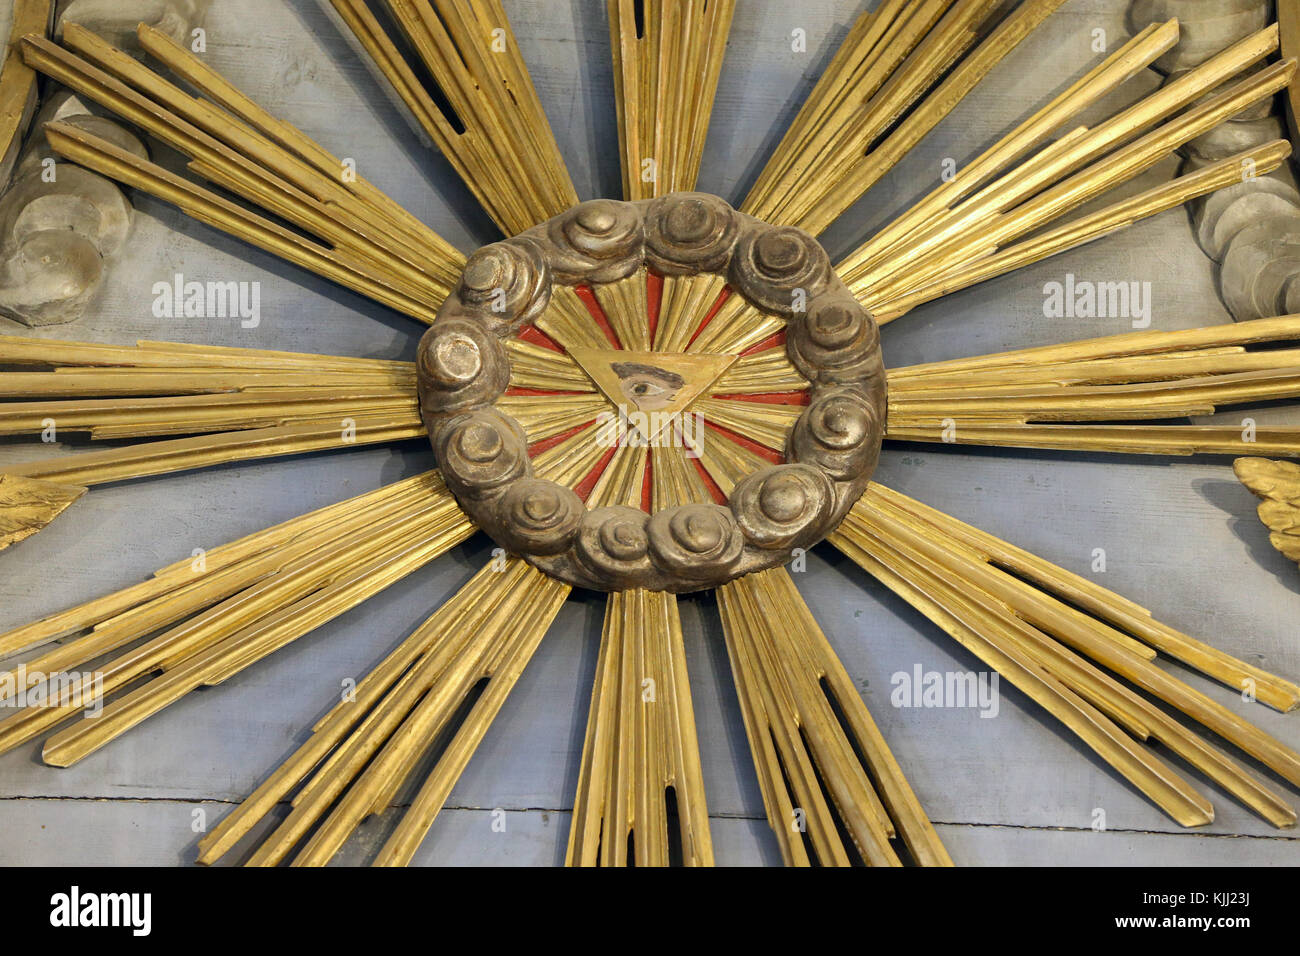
<box><xmin>1</xmin><ymin>0</ymin><xmax>1299</xmax><ymax>867</ymax></box>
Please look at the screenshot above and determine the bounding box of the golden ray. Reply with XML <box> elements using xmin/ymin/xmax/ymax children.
<box><xmin>717</xmin><ymin>566</ymin><xmax>953</xmax><ymax>865</ymax></box>
<box><xmin>846</xmin><ymin>20</ymin><xmax>1181</xmax><ymax>274</ymax></box>
<box><xmin>742</xmin><ymin>0</ymin><xmax>1042</xmax><ymax>228</ymax></box>
<box><xmin>1236</xmin><ymin>457</ymin><xmax>1300</xmax><ymax>567</ymax></box>
<box><xmin>325</xmin><ymin>0</ymin><xmax>577</xmax><ymax>236</ymax></box>
<box><xmin>584</xmin><ymin>439</ymin><xmax>646</xmax><ymax>511</ymax></box>
<box><xmin>0</xmin><ymin>473</ymin><xmax>444</xmax><ymax>658</ymax></box>
<box><xmin>0</xmin><ymin>369</ymin><xmax>413</xmax><ymax>400</ymax></box>
<box><xmin>3</xmin><ymin>394</ymin><xmax>415</xmax><ymax>440</ymax></box>
<box><xmin>0</xmin><ymin>418</ymin><xmax>425</xmax><ymax>487</ymax></box>
<box><xmin>883</xmin><ymin>423</ymin><xmax>1300</xmax><ymax>457</ymax></box>
<box><xmin>849</xmin><ymin>485</ymin><xmax>1300</xmax><ymax>712</ymax></box>
<box><xmin>650</xmin><ymin>438</ymin><xmax>713</xmax><ymax>510</ymax></box>
<box><xmin>687</xmin><ymin>421</ymin><xmax>765</xmax><ymax>495</ymax></box>
<box><xmin>338</xmin><ymin>561</ymin><xmax>569</xmax><ymax>868</ymax></box>
<box><xmin>846</xmin><ymin>28</ymin><xmax>1293</xmax><ymax>310</ymax></box>
<box><xmin>686</xmin><ymin>296</ymin><xmax>785</xmax><ymax>358</ymax></box>
<box><xmin>17</xmin><ymin>481</ymin><xmax>475</xmax><ymax>769</ymax></box>
<box><xmin>567</xmin><ymin>588</ymin><xmax>713</xmax><ymax>867</ymax></box>
<box><xmin>192</xmin><ymin>557</ymin><xmax>569</xmax><ymax>866</ymax></box>
<box><xmin>0</xmin><ymin>336</ymin><xmax>415</xmax><ymax>373</ymax></box>
<box><xmin>21</xmin><ymin>28</ymin><xmax>461</xmax><ymax>317</ymax></box>
<box><xmin>710</xmin><ymin>347</ymin><xmax>809</xmax><ymax>395</ymax></box>
<box><xmin>495</xmin><ymin>394</ymin><xmax>609</xmax><ymax>443</ymax></box>
<box><xmin>0</xmin><ymin>346</ymin><xmax>419</xmax><ymax>437</ymax></box>
<box><xmin>529</xmin><ymin>423</ymin><xmax>610</xmax><ymax>491</ymax></box>
<box><xmin>0</xmin><ymin>337</ymin><xmax>424</xmax><ymax>488</ymax></box>
<box><xmin>871</xmin><ymin>141</ymin><xmax>1293</xmax><ymax>322</ymax></box>
<box><xmin>591</xmin><ymin>270</ymin><xmax>652</xmax><ymax>351</ymax></box>
<box><xmin>829</xmin><ymin>484</ymin><xmax>1300</xmax><ymax>827</ymax></box>
<box><xmin>134</xmin><ymin>23</ymin><xmax>447</xmax><ymax>262</ymax></box>
<box><xmin>0</xmin><ymin>473</ymin><xmax>475</xmax><ymax>758</ymax></box>
<box><xmin>535</xmin><ymin>287</ymin><xmax>620</xmax><ymax>353</ymax></box>
<box><xmin>40</xmin><ymin>122</ymin><xmax>443</xmax><ymax>323</ymax></box>
<box><xmin>858</xmin><ymin>71</ymin><xmax>1295</xmax><ymax>307</ymax></box>
<box><xmin>0</xmin><ymin>1</ymin><xmax>50</xmax><ymax>177</ymax></box>
<box><xmin>885</xmin><ymin>315</ymin><xmax>1300</xmax><ymax>456</ymax></box>
<box><xmin>782</xmin><ymin>0</ymin><xmax>1071</xmax><ymax>235</ymax></box>
<box><xmin>609</xmin><ymin>0</ymin><xmax>735</xmax><ymax>201</ymax></box>
<box><xmin>609</xmin><ymin>0</ymin><xmax>735</xmax><ymax>355</ymax></box>
<box><xmin>890</xmin><ymin>315</ymin><xmax>1300</xmax><ymax>380</ymax></box>
<box><xmin>654</xmin><ymin>273</ymin><xmax>727</xmax><ymax>353</ymax></box>
<box><xmin>505</xmin><ymin>340</ymin><xmax>597</xmax><ymax>393</ymax></box>
<box><xmin>695</xmin><ymin>398</ymin><xmax>801</xmax><ymax>452</ymax></box>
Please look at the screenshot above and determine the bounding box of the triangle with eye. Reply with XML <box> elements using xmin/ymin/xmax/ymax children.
<box><xmin>567</xmin><ymin>348</ymin><xmax>738</xmax><ymax>443</ymax></box>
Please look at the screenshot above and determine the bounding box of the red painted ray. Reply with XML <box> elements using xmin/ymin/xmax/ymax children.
<box><xmin>517</xmin><ymin>324</ymin><xmax>565</xmax><ymax>353</ymax></box>
<box><xmin>574</xmin><ymin>444</ymin><xmax>620</xmax><ymax>502</ymax></box>
<box><xmin>712</xmin><ymin>390</ymin><xmax>811</xmax><ymax>406</ymax></box>
<box><xmin>684</xmin><ymin>285</ymin><xmax>733</xmax><ymax>349</ymax></box>
<box><xmin>640</xmin><ymin>452</ymin><xmax>653</xmax><ymax>513</ymax></box>
<box><xmin>528</xmin><ymin>421</ymin><xmax>594</xmax><ymax>457</ymax></box>
<box><xmin>689</xmin><ymin>453</ymin><xmax>728</xmax><ymax>504</ymax></box>
<box><xmin>575</xmin><ymin>284</ymin><xmax>621</xmax><ymax>348</ymax></box>
<box><xmin>740</xmin><ymin>330</ymin><xmax>786</xmax><ymax>356</ymax></box>
<box><xmin>704</xmin><ymin>419</ymin><xmax>785</xmax><ymax>463</ymax></box>
<box><xmin>647</xmin><ymin>270</ymin><xmax>663</xmax><ymax>342</ymax></box>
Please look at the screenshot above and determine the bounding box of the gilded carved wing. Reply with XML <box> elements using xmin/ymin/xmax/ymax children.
<box><xmin>1236</xmin><ymin>457</ymin><xmax>1300</xmax><ymax>565</ymax></box>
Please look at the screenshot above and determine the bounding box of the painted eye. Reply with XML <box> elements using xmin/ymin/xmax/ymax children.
<box><xmin>629</xmin><ymin>379</ymin><xmax>666</xmax><ymax>398</ymax></box>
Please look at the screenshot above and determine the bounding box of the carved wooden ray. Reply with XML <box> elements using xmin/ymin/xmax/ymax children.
<box><xmin>743</xmin><ymin>0</ymin><xmax>1069</xmax><ymax>233</ymax></box>
<box><xmin>885</xmin><ymin>315</ymin><xmax>1300</xmax><ymax>457</ymax></box>
<box><xmin>606</xmin><ymin>0</ymin><xmax>736</xmax><ymax>352</ymax></box>
<box><xmin>567</xmin><ymin>588</ymin><xmax>713</xmax><ymax>867</ymax></box>
<box><xmin>0</xmin><ymin>0</ymin><xmax>51</xmax><ymax>183</ymax></box>
<box><xmin>0</xmin><ymin>338</ymin><xmax>422</xmax><ymax>499</ymax></box>
<box><xmin>22</xmin><ymin>24</ymin><xmax>462</xmax><ymax>318</ymax></box>
<box><xmin>2</xmin><ymin>474</ymin><xmax>476</xmax><ymax>767</ymax></box>
<box><xmin>844</xmin><ymin>26</ymin><xmax>1294</xmax><ymax>308</ymax></box>
<box><xmin>687</xmin><ymin>401</ymin><xmax>950</xmax><ymax>864</ymax></box>
<box><xmin>194</xmin><ymin>557</ymin><xmax>569</xmax><ymax>866</ymax></box>
<box><xmin>717</xmin><ymin>566</ymin><xmax>952</xmax><ymax>866</ymax></box>
<box><xmin>609</xmin><ymin>0</ymin><xmax>736</xmax><ymax>201</ymax></box>
<box><xmin>324</xmin><ymin>0</ymin><xmax>577</xmax><ymax>236</ymax></box>
<box><xmin>829</xmin><ymin>483</ymin><xmax>1300</xmax><ymax>828</ymax></box>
